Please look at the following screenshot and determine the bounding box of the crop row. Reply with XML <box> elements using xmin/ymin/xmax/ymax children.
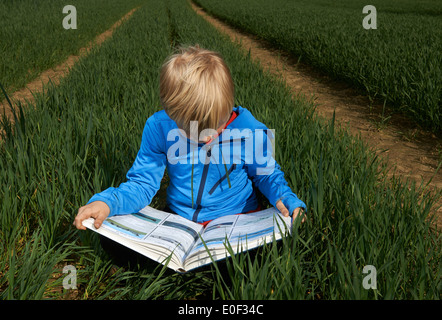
<box><xmin>0</xmin><ymin>0</ymin><xmax>145</xmax><ymax>102</ymax></box>
<box><xmin>194</xmin><ymin>0</ymin><xmax>442</xmax><ymax>132</ymax></box>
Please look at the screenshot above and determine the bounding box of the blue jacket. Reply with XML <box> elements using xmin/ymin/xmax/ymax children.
<box><xmin>88</xmin><ymin>106</ymin><xmax>306</xmax><ymax>223</ymax></box>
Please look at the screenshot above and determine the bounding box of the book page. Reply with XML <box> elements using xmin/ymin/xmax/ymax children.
<box><xmin>191</xmin><ymin>214</ymin><xmax>239</xmax><ymax>253</ymax></box>
<box><xmin>84</xmin><ymin>206</ymin><xmax>204</xmax><ymax>264</ymax></box>
<box><xmin>189</xmin><ymin>208</ymin><xmax>291</xmax><ymax>257</ymax></box>
<box><xmin>228</xmin><ymin>208</ymin><xmax>291</xmax><ymax>246</ymax></box>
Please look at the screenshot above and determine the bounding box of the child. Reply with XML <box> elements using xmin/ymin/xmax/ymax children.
<box><xmin>73</xmin><ymin>45</ymin><xmax>306</xmax><ymax>231</ymax></box>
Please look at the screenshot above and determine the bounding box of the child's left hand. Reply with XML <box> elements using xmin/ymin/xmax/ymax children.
<box><xmin>276</xmin><ymin>200</ymin><xmax>306</xmax><ymax>223</ymax></box>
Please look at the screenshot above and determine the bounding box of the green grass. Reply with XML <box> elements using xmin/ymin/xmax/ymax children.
<box><xmin>0</xmin><ymin>0</ymin><xmax>440</xmax><ymax>300</ymax></box>
<box><xmin>0</xmin><ymin>0</ymin><xmax>144</xmax><ymax>101</ymax></box>
<box><xmin>194</xmin><ymin>0</ymin><xmax>442</xmax><ymax>133</ymax></box>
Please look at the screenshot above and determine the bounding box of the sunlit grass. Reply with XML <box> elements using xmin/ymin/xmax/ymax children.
<box><xmin>195</xmin><ymin>0</ymin><xmax>442</xmax><ymax>132</ymax></box>
<box><xmin>0</xmin><ymin>0</ymin><xmax>440</xmax><ymax>300</ymax></box>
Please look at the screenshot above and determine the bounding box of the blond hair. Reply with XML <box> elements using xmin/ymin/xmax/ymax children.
<box><xmin>160</xmin><ymin>45</ymin><xmax>234</xmax><ymax>136</ymax></box>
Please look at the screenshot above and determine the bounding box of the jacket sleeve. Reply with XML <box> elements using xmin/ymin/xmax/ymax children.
<box><xmin>245</xmin><ymin>129</ymin><xmax>306</xmax><ymax>216</ymax></box>
<box><xmin>87</xmin><ymin>116</ymin><xmax>167</xmax><ymax>216</ymax></box>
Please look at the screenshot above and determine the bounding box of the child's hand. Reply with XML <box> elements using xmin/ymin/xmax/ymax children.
<box><xmin>73</xmin><ymin>201</ymin><xmax>110</xmax><ymax>230</ymax></box>
<box><xmin>276</xmin><ymin>200</ymin><xmax>306</xmax><ymax>223</ymax></box>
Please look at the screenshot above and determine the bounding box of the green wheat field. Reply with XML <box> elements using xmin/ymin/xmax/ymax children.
<box><xmin>0</xmin><ymin>0</ymin><xmax>440</xmax><ymax>300</ymax></box>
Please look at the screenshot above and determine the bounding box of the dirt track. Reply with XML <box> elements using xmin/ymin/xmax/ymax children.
<box><xmin>190</xmin><ymin>1</ymin><xmax>441</xmax><ymax>229</ymax></box>
<box><xmin>0</xmin><ymin>7</ymin><xmax>139</xmax><ymax>120</ymax></box>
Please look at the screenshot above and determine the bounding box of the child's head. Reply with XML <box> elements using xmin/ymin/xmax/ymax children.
<box><xmin>160</xmin><ymin>45</ymin><xmax>234</xmax><ymax>137</ymax></box>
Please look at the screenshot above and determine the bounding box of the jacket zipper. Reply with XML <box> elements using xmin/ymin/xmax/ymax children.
<box><xmin>191</xmin><ymin>128</ymin><xmax>244</xmax><ymax>222</ymax></box>
<box><xmin>191</xmin><ymin>147</ymin><xmax>211</xmax><ymax>222</ymax></box>
<box><xmin>208</xmin><ymin>163</ymin><xmax>236</xmax><ymax>195</ymax></box>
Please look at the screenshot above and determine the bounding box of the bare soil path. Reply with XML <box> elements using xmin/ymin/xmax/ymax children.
<box><xmin>190</xmin><ymin>1</ymin><xmax>442</xmax><ymax>229</ymax></box>
<box><xmin>0</xmin><ymin>7</ymin><xmax>140</xmax><ymax>120</ymax></box>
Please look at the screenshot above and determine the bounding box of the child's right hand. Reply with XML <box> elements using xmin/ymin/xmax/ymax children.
<box><xmin>73</xmin><ymin>201</ymin><xmax>110</xmax><ymax>230</ymax></box>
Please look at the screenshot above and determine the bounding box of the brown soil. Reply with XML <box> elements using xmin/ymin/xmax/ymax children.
<box><xmin>0</xmin><ymin>7</ymin><xmax>139</xmax><ymax>120</ymax></box>
<box><xmin>190</xmin><ymin>2</ymin><xmax>442</xmax><ymax>229</ymax></box>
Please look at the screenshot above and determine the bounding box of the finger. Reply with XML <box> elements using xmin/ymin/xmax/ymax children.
<box><xmin>74</xmin><ymin>207</ymin><xmax>91</xmax><ymax>230</ymax></box>
<box><xmin>92</xmin><ymin>213</ymin><xmax>106</xmax><ymax>229</ymax></box>
<box><xmin>73</xmin><ymin>209</ymin><xmax>83</xmax><ymax>230</ymax></box>
<box><xmin>292</xmin><ymin>208</ymin><xmax>306</xmax><ymax>223</ymax></box>
<box><xmin>74</xmin><ymin>217</ymin><xmax>87</xmax><ymax>230</ymax></box>
<box><xmin>276</xmin><ymin>200</ymin><xmax>289</xmax><ymax>217</ymax></box>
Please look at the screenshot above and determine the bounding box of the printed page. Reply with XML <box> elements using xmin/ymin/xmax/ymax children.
<box><xmin>190</xmin><ymin>214</ymin><xmax>239</xmax><ymax>253</ymax></box>
<box><xmin>188</xmin><ymin>208</ymin><xmax>291</xmax><ymax>258</ymax></box>
<box><xmin>228</xmin><ymin>208</ymin><xmax>291</xmax><ymax>246</ymax></box>
<box><xmin>83</xmin><ymin>206</ymin><xmax>204</xmax><ymax>264</ymax></box>
<box><xmin>145</xmin><ymin>213</ymin><xmax>203</xmax><ymax>262</ymax></box>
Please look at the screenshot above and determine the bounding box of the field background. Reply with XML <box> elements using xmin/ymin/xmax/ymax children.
<box><xmin>0</xmin><ymin>0</ymin><xmax>145</xmax><ymax>102</ymax></box>
<box><xmin>0</xmin><ymin>0</ymin><xmax>440</xmax><ymax>300</ymax></box>
<box><xmin>195</xmin><ymin>0</ymin><xmax>442</xmax><ymax>132</ymax></box>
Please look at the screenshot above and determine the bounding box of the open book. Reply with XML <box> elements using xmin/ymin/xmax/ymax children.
<box><xmin>82</xmin><ymin>206</ymin><xmax>292</xmax><ymax>273</ymax></box>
